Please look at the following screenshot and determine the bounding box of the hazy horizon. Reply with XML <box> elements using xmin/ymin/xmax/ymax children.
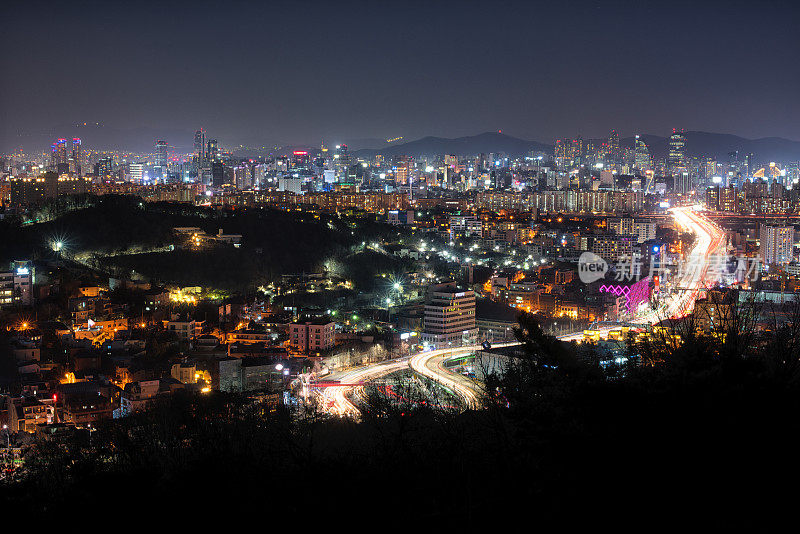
<box><xmin>2</xmin><ymin>0</ymin><xmax>799</xmax><ymax>152</ymax></box>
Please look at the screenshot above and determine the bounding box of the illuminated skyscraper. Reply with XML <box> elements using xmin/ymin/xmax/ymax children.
<box><xmin>207</xmin><ymin>139</ymin><xmax>218</xmax><ymax>162</ymax></box>
<box><xmin>668</xmin><ymin>129</ymin><xmax>687</xmax><ymax>174</ymax></box>
<box><xmin>154</xmin><ymin>140</ymin><xmax>168</xmax><ymax>179</ymax></box>
<box><xmin>704</xmin><ymin>158</ymin><xmax>717</xmax><ymax>184</ymax></box>
<box><xmin>70</xmin><ymin>138</ymin><xmax>82</xmax><ymax>175</ymax></box>
<box><xmin>292</xmin><ymin>150</ymin><xmax>309</xmax><ymax>168</ymax></box>
<box><xmin>554</xmin><ymin>139</ymin><xmax>566</xmax><ymax>166</ymax></box>
<box><xmin>584</xmin><ymin>140</ymin><xmax>596</xmax><ymax>165</ymax></box>
<box><xmin>608</xmin><ymin>130</ymin><xmax>620</xmax><ymax>164</ymax></box>
<box><xmin>334</xmin><ymin>144</ymin><xmax>352</xmax><ymax>180</ymax></box>
<box><xmin>96</xmin><ymin>156</ymin><xmax>114</xmax><ymax>179</ymax></box>
<box><xmin>674</xmin><ymin>171</ymin><xmax>692</xmax><ymax>194</ymax></box>
<box><xmin>570</xmin><ymin>136</ymin><xmax>583</xmax><ymax>165</ymax></box>
<box><xmin>194</xmin><ymin>129</ymin><xmax>206</xmax><ymax>162</ymax></box>
<box><xmin>394</xmin><ymin>155</ymin><xmax>411</xmax><ymax>186</ymax></box>
<box><xmin>211</xmin><ymin>160</ymin><xmax>224</xmax><ymax>187</ymax></box>
<box><xmin>130</xmin><ymin>163</ymin><xmax>144</xmax><ymax>182</ymax></box>
<box><xmin>51</xmin><ymin>138</ymin><xmax>69</xmax><ymax>173</ymax></box>
<box><xmin>744</xmin><ymin>153</ymin><xmax>756</xmax><ymax>177</ymax></box>
<box><xmin>155</xmin><ymin>140</ymin><xmax>168</xmax><ymax>167</ymax></box>
<box><xmin>233</xmin><ymin>164</ymin><xmax>253</xmax><ymax>189</ymax></box>
<box><xmin>633</xmin><ymin>135</ymin><xmax>650</xmax><ymax>172</ymax></box>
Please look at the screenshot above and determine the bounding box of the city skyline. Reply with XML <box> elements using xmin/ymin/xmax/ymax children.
<box><xmin>2</xmin><ymin>0</ymin><xmax>799</xmax><ymax>151</ymax></box>
<box><xmin>2</xmin><ymin>0</ymin><xmax>800</xmax><ymax>523</ymax></box>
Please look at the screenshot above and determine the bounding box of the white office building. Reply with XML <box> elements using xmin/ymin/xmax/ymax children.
<box><xmin>421</xmin><ymin>282</ymin><xmax>478</xmax><ymax>349</ymax></box>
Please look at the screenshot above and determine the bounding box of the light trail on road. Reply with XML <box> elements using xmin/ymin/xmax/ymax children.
<box><xmin>317</xmin><ymin>358</ymin><xmax>410</xmax><ymax>418</ymax></box>
<box><xmin>316</xmin><ymin>344</ymin><xmax>518</xmax><ymax>417</ymax></box>
<box><xmin>575</xmin><ymin>206</ymin><xmax>727</xmax><ymax>337</ymax></box>
<box><xmin>409</xmin><ymin>343</ymin><xmax>521</xmax><ymax>410</ymax></box>
<box><xmin>635</xmin><ymin>205</ymin><xmax>727</xmax><ymax>323</ymax></box>
<box><xmin>409</xmin><ymin>347</ymin><xmax>481</xmax><ymax>409</ymax></box>
<box><xmin>315</xmin><ymin>207</ymin><xmax>728</xmax><ymax>417</ymax></box>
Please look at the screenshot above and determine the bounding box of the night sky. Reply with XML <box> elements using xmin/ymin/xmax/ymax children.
<box><xmin>2</xmin><ymin>0</ymin><xmax>799</xmax><ymax>150</ymax></box>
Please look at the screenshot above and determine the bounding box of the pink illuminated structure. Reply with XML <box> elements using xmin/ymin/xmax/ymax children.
<box><xmin>599</xmin><ymin>277</ymin><xmax>651</xmax><ymax>314</ymax></box>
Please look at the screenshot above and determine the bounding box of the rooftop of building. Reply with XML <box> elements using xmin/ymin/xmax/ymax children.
<box><xmin>292</xmin><ymin>317</ymin><xmax>334</xmax><ymax>325</ymax></box>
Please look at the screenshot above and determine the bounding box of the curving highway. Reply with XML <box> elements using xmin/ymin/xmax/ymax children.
<box><xmin>314</xmin><ymin>206</ymin><xmax>727</xmax><ymax>417</ymax></box>
<box><xmin>409</xmin><ymin>346</ymin><xmax>486</xmax><ymax>409</ymax></box>
<box><xmin>317</xmin><ymin>358</ymin><xmax>411</xmax><ymax>418</ymax></box>
<box><xmin>635</xmin><ymin>205</ymin><xmax>727</xmax><ymax>323</ymax></box>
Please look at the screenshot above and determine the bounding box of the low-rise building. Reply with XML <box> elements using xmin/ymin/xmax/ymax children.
<box><xmin>171</xmin><ymin>362</ymin><xmax>197</xmax><ymax>384</ymax></box>
<box><xmin>62</xmin><ymin>394</ymin><xmax>113</xmax><ymax>426</ymax></box>
<box><xmin>165</xmin><ymin>314</ymin><xmax>204</xmax><ymax>340</ymax></box>
<box><xmin>289</xmin><ymin>319</ymin><xmax>336</xmax><ymax>353</ymax></box>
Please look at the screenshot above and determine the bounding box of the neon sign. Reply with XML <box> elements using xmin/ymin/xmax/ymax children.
<box><xmin>599</xmin><ymin>277</ymin><xmax>651</xmax><ymax>313</ymax></box>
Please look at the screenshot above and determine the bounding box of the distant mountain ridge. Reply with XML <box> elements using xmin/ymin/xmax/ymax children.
<box><xmin>4</xmin><ymin>127</ymin><xmax>799</xmax><ymax>163</ymax></box>
<box><xmin>355</xmin><ymin>130</ymin><xmax>800</xmax><ymax>162</ymax></box>
<box><xmin>353</xmin><ymin>132</ymin><xmax>553</xmax><ymax>158</ymax></box>
<box><xmin>619</xmin><ymin>131</ymin><xmax>800</xmax><ymax>163</ymax></box>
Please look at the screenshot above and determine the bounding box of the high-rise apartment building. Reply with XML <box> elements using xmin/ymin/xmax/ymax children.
<box><xmin>570</xmin><ymin>136</ymin><xmax>584</xmax><ymax>165</ymax></box>
<box><xmin>759</xmin><ymin>225</ymin><xmax>794</xmax><ymax>265</ymax></box>
<box><xmin>554</xmin><ymin>139</ymin><xmax>566</xmax><ymax>166</ymax></box>
<box><xmin>705</xmin><ymin>186</ymin><xmax>720</xmax><ymax>211</ymax></box>
<box><xmin>719</xmin><ymin>185</ymin><xmax>737</xmax><ymax>212</ymax></box>
<box><xmin>590</xmin><ymin>235</ymin><xmax>636</xmax><ymax>262</ymax></box>
<box><xmin>233</xmin><ymin>164</ymin><xmax>253</xmax><ymax>189</ymax></box>
<box><xmin>607</xmin><ymin>217</ymin><xmax>656</xmax><ymax>243</ymax></box>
